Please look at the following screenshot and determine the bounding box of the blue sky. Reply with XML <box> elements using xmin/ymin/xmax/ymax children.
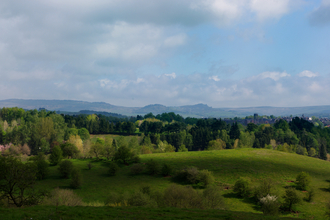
<box><xmin>0</xmin><ymin>0</ymin><xmax>330</xmax><ymax>108</ymax></box>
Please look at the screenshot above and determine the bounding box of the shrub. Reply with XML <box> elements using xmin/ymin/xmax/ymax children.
<box><xmin>186</xmin><ymin>166</ymin><xmax>200</xmax><ymax>184</ymax></box>
<box><xmin>58</xmin><ymin>160</ymin><xmax>74</xmax><ymax>179</ymax></box>
<box><xmin>254</xmin><ymin>178</ymin><xmax>276</xmax><ymax>200</ymax></box>
<box><xmin>233</xmin><ymin>177</ymin><xmax>252</xmax><ymax>198</ymax></box>
<box><xmin>161</xmin><ymin>163</ymin><xmax>172</xmax><ymax>177</ymax></box>
<box><xmin>202</xmin><ymin>186</ymin><xmax>225</xmax><ymax>209</ymax></box>
<box><xmin>296</xmin><ymin>172</ymin><xmax>311</xmax><ymax>191</ymax></box>
<box><xmin>43</xmin><ymin>188</ymin><xmax>83</xmax><ymax>206</ymax></box>
<box><xmin>70</xmin><ymin>168</ymin><xmax>83</xmax><ymax>189</ymax></box>
<box><xmin>198</xmin><ymin>169</ymin><xmax>215</xmax><ymax>187</ymax></box>
<box><xmin>131</xmin><ymin>154</ymin><xmax>141</xmax><ymax>163</ymax></box>
<box><xmin>283</xmin><ymin>187</ymin><xmax>301</xmax><ymax>211</ymax></box>
<box><xmin>114</xmin><ymin>146</ymin><xmax>131</xmax><ymax>164</ymax></box>
<box><xmin>145</xmin><ymin>159</ymin><xmax>160</xmax><ymax>175</ymax></box>
<box><xmin>87</xmin><ymin>162</ymin><xmax>93</xmax><ymax>170</ymax></box>
<box><xmin>163</xmin><ymin>184</ymin><xmax>203</xmax><ymax>209</ymax></box>
<box><xmin>130</xmin><ymin>163</ymin><xmax>144</xmax><ymax>175</ymax></box>
<box><xmin>105</xmin><ymin>192</ymin><xmax>129</xmax><ymax>207</ymax></box>
<box><xmin>140</xmin><ymin>185</ymin><xmax>151</xmax><ymax>195</ymax></box>
<box><xmin>127</xmin><ymin>191</ymin><xmax>156</xmax><ymax>207</ymax></box>
<box><xmin>108</xmin><ymin>162</ymin><xmax>119</xmax><ymax>176</ymax></box>
<box><xmin>178</xmin><ymin>144</ymin><xmax>188</xmax><ymax>152</ymax></box>
<box><xmin>260</xmin><ymin>194</ymin><xmax>280</xmax><ymax>216</ymax></box>
<box><xmin>30</xmin><ymin>153</ymin><xmax>49</xmax><ymax>180</ymax></box>
<box><xmin>49</xmin><ymin>145</ymin><xmax>63</xmax><ymax>166</ymax></box>
<box><xmin>305</xmin><ymin>188</ymin><xmax>315</xmax><ymax>202</ymax></box>
<box><xmin>61</xmin><ymin>143</ymin><xmax>79</xmax><ymax>159</ymax></box>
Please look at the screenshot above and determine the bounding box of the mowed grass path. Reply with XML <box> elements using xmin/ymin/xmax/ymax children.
<box><xmin>35</xmin><ymin>148</ymin><xmax>330</xmax><ymax>219</ymax></box>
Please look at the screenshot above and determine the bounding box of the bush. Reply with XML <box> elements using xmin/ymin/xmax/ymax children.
<box><xmin>260</xmin><ymin>194</ymin><xmax>280</xmax><ymax>216</ymax></box>
<box><xmin>161</xmin><ymin>163</ymin><xmax>172</xmax><ymax>177</ymax></box>
<box><xmin>202</xmin><ymin>186</ymin><xmax>225</xmax><ymax>209</ymax></box>
<box><xmin>283</xmin><ymin>187</ymin><xmax>301</xmax><ymax>211</ymax></box>
<box><xmin>30</xmin><ymin>153</ymin><xmax>49</xmax><ymax>180</ymax></box>
<box><xmin>296</xmin><ymin>172</ymin><xmax>311</xmax><ymax>191</ymax></box>
<box><xmin>108</xmin><ymin>162</ymin><xmax>119</xmax><ymax>176</ymax></box>
<box><xmin>163</xmin><ymin>184</ymin><xmax>203</xmax><ymax>209</ymax></box>
<box><xmin>178</xmin><ymin>144</ymin><xmax>188</xmax><ymax>152</ymax></box>
<box><xmin>49</xmin><ymin>145</ymin><xmax>63</xmax><ymax>166</ymax></box>
<box><xmin>43</xmin><ymin>188</ymin><xmax>83</xmax><ymax>206</ymax></box>
<box><xmin>105</xmin><ymin>192</ymin><xmax>129</xmax><ymax>207</ymax></box>
<box><xmin>130</xmin><ymin>163</ymin><xmax>144</xmax><ymax>175</ymax></box>
<box><xmin>304</xmin><ymin>188</ymin><xmax>315</xmax><ymax>202</ymax></box>
<box><xmin>145</xmin><ymin>159</ymin><xmax>160</xmax><ymax>175</ymax></box>
<box><xmin>254</xmin><ymin>178</ymin><xmax>276</xmax><ymax>200</ymax></box>
<box><xmin>127</xmin><ymin>191</ymin><xmax>156</xmax><ymax>207</ymax></box>
<box><xmin>87</xmin><ymin>162</ymin><xmax>93</xmax><ymax>170</ymax></box>
<box><xmin>58</xmin><ymin>160</ymin><xmax>74</xmax><ymax>179</ymax></box>
<box><xmin>233</xmin><ymin>177</ymin><xmax>252</xmax><ymax>198</ymax></box>
<box><xmin>131</xmin><ymin>154</ymin><xmax>141</xmax><ymax>163</ymax></box>
<box><xmin>70</xmin><ymin>168</ymin><xmax>82</xmax><ymax>189</ymax></box>
<box><xmin>198</xmin><ymin>169</ymin><xmax>215</xmax><ymax>187</ymax></box>
<box><xmin>61</xmin><ymin>143</ymin><xmax>79</xmax><ymax>159</ymax></box>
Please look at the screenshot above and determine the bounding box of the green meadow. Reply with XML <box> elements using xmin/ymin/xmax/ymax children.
<box><xmin>2</xmin><ymin>147</ymin><xmax>330</xmax><ymax>219</ymax></box>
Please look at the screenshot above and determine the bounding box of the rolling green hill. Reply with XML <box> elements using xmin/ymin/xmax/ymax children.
<box><xmin>14</xmin><ymin>148</ymin><xmax>328</xmax><ymax>219</ymax></box>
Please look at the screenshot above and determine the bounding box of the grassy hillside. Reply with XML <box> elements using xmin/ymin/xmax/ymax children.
<box><xmin>4</xmin><ymin>148</ymin><xmax>330</xmax><ymax>219</ymax></box>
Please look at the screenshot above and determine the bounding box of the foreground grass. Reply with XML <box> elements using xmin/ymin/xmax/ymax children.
<box><xmin>31</xmin><ymin>148</ymin><xmax>330</xmax><ymax>218</ymax></box>
<box><xmin>0</xmin><ymin>206</ymin><xmax>298</xmax><ymax>220</ymax></box>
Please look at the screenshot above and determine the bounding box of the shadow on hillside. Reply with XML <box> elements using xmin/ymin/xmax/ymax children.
<box><xmin>222</xmin><ymin>192</ymin><xmax>260</xmax><ymax>212</ymax></box>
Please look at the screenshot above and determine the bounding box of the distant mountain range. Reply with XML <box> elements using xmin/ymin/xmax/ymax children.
<box><xmin>1</xmin><ymin>99</ymin><xmax>330</xmax><ymax>118</ymax></box>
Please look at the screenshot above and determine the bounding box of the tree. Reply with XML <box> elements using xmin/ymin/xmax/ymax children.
<box><xmin>61</xmin><ymin>142</ymin><xmax>79</xmax><ymax>159</ymax></box>
<box><xmin>89</xmin><ymin>143</ymin><xmax>104</xmax><ymax>159</ymax></box>
<box><xmin>30</xmin><ymin>153</ymin><xmax>49</xmax><ymax>180</ymax></box>
<box><xmin>296</xmin><ymin>172</ymin><xmax>311</xmax><ymax>191</ymax></box>
<box><xmin>207</xmin><ymin>139</ymin><xmax>226</xmax><ymax>150</ymax></box>
<box><xmin>233</xmin><ymin>177</ymin><xmax>251</xmax><ymax>198</ymax></box>
<box><xmin>229</xmin><ymin>122</ymin><xmax>240</xmax><ymax>140</ymax></box>
<box><xmin>78</xmin><ymin>128</ymin><xmax>90</xmax><ymax>141</ymax></box>
<box><xmin>58</xmin><ymin>160</ymin><xmax>74</xmax><ymax>179</ymax></box>
<box><xmin>0</xmin><ymin>156</ymin><xmax>44</xmax><ymax>207</ymax></box>
<box><xmin>283</xmin><ymin>187</ymin><xmax>301</xmax><ymax>211</ymax></box>
<box><xmin>70</xmin><ymin>167</ymin><xmax>83</xmax><ymax>189</ymax></box>
<box><xmin>320</xmin><ymin>140</ymin><xmax>328</xmax><ymax>160</ymax></box>
<box><xmin>49</xmin><ymin>145</ymin><xmax>63</xmax><ymax>166</ymax></box>
<box><xmin>114</xmin><ymin>146</ymin><xmax>132</xmax><ymax>164</ymax></box>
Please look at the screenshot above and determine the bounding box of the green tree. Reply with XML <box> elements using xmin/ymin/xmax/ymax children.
<box><xmin>320</xmin><ymin>140</ymin><xmax>328</xmax><ymax>160</ymax></box>
<box><xmin>58</xmin><ymin>160</ymin><xmax>74</xmax><ymax>179</ymax></box>
<box><xmin>61</xmin><ymin>142</ymin><xmax>79</xmax><ymax>159</ymax></box>
<box><xmin>70</xmin><ymin>167</ymin><xmax>83</xmax><ymax>189</ymax></box>
<box><xmin>49</xmin><ymin>145</ymin><xmax>63</xmax><ymax>165</ymax></box>
<box><xmin>283</xmin><ymin>187</ymin><xmax>301</xmax><ymax>211</ymax></box>
<box><xmin>233</xmin><ymin>177</ymin><xmax>252</xmax><ymax>198</ymax></box>
<box><xmin>89</xmin><ymin>143</ymin><xmax>104</xmax><ymax>159</ymax></box>
<box><xmin>0</xmin><ymin>156</ymin><xmax>44</xmax><ymax>207</ymax></box>
<box><xmin>296</xmin><ymin>172</ymin><xmax>311</xmax><ymax>191</ymax></box>
<box><xmin>30</xmin><ymin>153</ymin><xmax>49</xmax><ymax>180</ymax></box>
<box><xmin>78</xmin><ymin>128</ymin><xmax>90</xmax><ymax>141</ymax></box>
<box><xmin>114</xmin><ymin>146</ymin><xmax>132</xmax><ymax>164</ymax></box>
<box><xmin>229</xmin><ymin>122</ymin><xmax>240</xmax><ymax>140</ymax></box>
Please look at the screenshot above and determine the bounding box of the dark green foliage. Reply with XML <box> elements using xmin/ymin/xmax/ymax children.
<box><xmin>254</xmin><ymin>178</ymin><xmax>276</xmax><ymax>200</ymax></box>
<box><xmin>127</xmin><ymin>191</ymin><xmax>155</xmax><ymax>207</ymax></box>
<box><xmin>130</xmin><ymin>163</ymin><xmax>144</xmax><ymax>175</ymax></box>
<box><xmin>304</xmin><ymin>188</ymin><xmax>315</xmax><ymax>202</ymax></box>
<box><xmin>229</xmin><ymin>122</ymin><xmax>240</xmax><ymax>140</ymax></box>
<box><xmin>60</xmin><ymin>143</ymin><xmax>79</xmax><ymax>159</ymax></box>
<box><xmin>108</xmin><ymin>162</ymin><xmax>119</xmax><ymax>176</ymax></box>
<box><xmin>145</xmin><ymin>159</ymin><xmax>160</xmax><ymax>175</ymax></box>
<box><xmin>174</xmin><ymin>166</ymin><xmax>214</xmax><ymax>187</ymax></box>
<box><xmin>296</xmin><ymin>172</ymin><xmax>311</xmax><ymax>191</ymax></box>
<box><xmin>70</xmin><ymin>168</ymin><xmax>83</xmax><ymax>189</ymax></box>
<box><xmin>114</xmin><ymin>146</ymin><xmax>131</xmax><ymax>164</ymax></box>
<box><xmin>233</xmin><ymin>177</ymin><xmax>252</xmax><ymax>198</ymax></box>
<box><xmin>58</xmin><ymin>160</ymin><xmax>74</xmax><ymax>179</ymax></box>
<box><xmin>161</xmin><ymin>163</ymin><xmax>172</xmax><ymax>177</ymax></box>
<box><xmin>87</xmin><ymin>162</ymin><xmax>93</xmax><ymax>170</ymax></box>
<box><xmin>202</xmin><ymin>186</ymin><xmax>225</xmax><ymax>209</ymax></box>
<box><xmin>0</xmin><ymin>156</ymin><xmax>45</xmax><ymax>207</ymax></box>
<box><xmin>198</xmin><ymin>169</ymin><xmax>215</xmax><ymax>187</ymax></box>
<box><xmin>283</xmin><ymin>187</ymin><xmax>301</xmax><ymax>211</ymax></box>
<box><xmin>49</xmin><ymin>145</ymin><xmax>63</xmax><ymax>166</ymax></box>
<box><xmin>246</xmin><ymin>123</ymin><xmax>258</xmax><ymax>133</ymax></box>
<box><xmin>320</xmin><ymin>141</ymin><xmax>328</xmax><ymax>160</ymax></box>
<box><xmin>131</xmin><ymin>154</ymin><xmax>141</xmax><ymax>163</ymax></box>
<box><xmin>259</xmin><ymin>195</ymin><xmax>280</xmax><ymax>216</ymax></box>
<box><xmin>30</xmin><ymin>153</ymin><xmax>49</xmax><ymax>180</ymax></box>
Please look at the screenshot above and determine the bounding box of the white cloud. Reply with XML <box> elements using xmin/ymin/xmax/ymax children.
<box><xmin>297</xmin><ymin>70</ymin><xmax>319</xmax><ymax>78</ymax></box>
<box><xmin>164</xmin><ymin>72</ymin><xmax>177</xmax><ymax>79</ymax></box>
<box><xmin>257</xmin><ymin>71</ymin><xmax>290</xmax><ymax>81</ymax></box>
<box><xmin>249</xmin><ymin>0</ymin><xmax>291</xmax><ymax>21</ymax></box>
<box><xmin>209</xmin><ymin>75</ymin><xmax>221</xmax><ymax>81</ymax></box>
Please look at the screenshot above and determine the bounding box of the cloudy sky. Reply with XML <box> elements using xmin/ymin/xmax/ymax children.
<box><xmin>0</xmin><ymin>0</ymin><xmax>330</xmax><ymax>108</ymax></box>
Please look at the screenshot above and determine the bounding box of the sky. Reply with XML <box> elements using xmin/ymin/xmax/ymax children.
<box><xmin>0</xmin><ymin>0</ymin><xmax>330</xmax><ymax>108</ymax></box>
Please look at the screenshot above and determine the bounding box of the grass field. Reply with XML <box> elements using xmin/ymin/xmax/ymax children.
<box><xmin>4</xmin><ymin>147</ymin><xmax>330</xmax><ymax>219</ymax></box>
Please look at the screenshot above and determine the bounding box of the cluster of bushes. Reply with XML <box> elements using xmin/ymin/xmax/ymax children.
<box><xmin>233</xmin><ymin>172</ymin><xmax>313</xmax><ymax>215</ymax></box>
<box><xmin>105</xmin><ymin>184</ymin><xmax>225</xmax><ymax>209</ymax></box>
<box><xmin>58</xmin><ymin>160</ymin><xmax>83</xmax><ymax>189</ymax></box>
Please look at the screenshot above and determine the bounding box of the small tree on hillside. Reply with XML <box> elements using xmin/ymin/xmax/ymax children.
<box><xmin>49</xmin><ymin>145</ymin><xmax>63</xmax><ymax>166</ymax></box>
<box><xmin>296</xmin><ymin>172</ymin><xmax>311</xmax><ymax>191</ymax></box>
<box><xmin>114</xmin><ymin>146</ymin><xmax>132</xmax><ymax>164</ymax></box>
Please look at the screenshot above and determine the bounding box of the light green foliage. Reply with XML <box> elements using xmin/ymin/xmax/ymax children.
<box><xmin>43</xmin><ymin>188</ymin><xmax>83</xmax><ymax>206</ymax></box>
<box><xmin>308</xmin><ymin>148</ymin><xmax>317</xmax><ymax>157</ymax></box>
<box><xmin>234</xmin><ymin>177</ymin><xmax>252</xmax><ymax>198</ymax></box>
<box><xmin>296</xmin><ymin>172</ymin><xmax>311</xmax><ymax>190</ymax></box>
<box><xmin>49</xmin><ymin>145</ymin><xmax>63</xmax><ymax>165</ymax></box>
<box><xmin>238</xmin><ymin>131</ymin><xmax>255</xmax><ymax>148</ymax></box>
<box><xmin>296</xmin><ymin>145</ymin><xmax>308</xmax><ymax>156</ymax></box>
<box><xmin>89</xmin><ymin>143</ymin><xmax>104</xmax><ymax>159</ymax></box>
<box><xmin>78</xmin><ymin>128</ymin><xmax>90</xmax><ymax>141</ymax></box>
<box><xmin>198</xmin><ymin>169</ymin><xmax>215</xmax><ymax>187</ymax></box>
<box><xmin>177</xmin><ymin>144</ymin><xmax>188</xmax><ymax>152</ymax></box>
<box><xmin>207</xmin><ymin>139</ymin><xmax>225</xmax><ymax>150</ymax></box>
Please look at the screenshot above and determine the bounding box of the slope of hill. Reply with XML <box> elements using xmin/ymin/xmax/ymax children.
<box><xmin>30</xmin><ymin>148</ymin><xmax>330</xmax><ymax>219</ymax></box>
<box><xmin>1</xmin><ymin>99</ymin><xmax>330</xmax><ymax>118</ymax></box>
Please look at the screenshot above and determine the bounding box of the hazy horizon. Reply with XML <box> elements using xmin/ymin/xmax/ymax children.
<box><xmin>1</xmin><ymin>1</ymin><xmax>329</xmax><ymax>108</ymax></box>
